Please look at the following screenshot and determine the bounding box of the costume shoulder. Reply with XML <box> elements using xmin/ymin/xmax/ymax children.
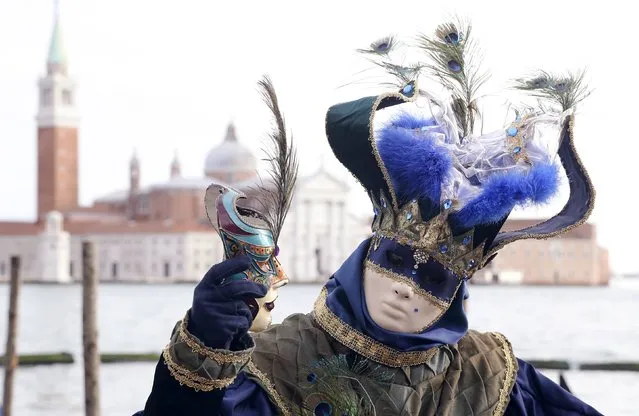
<box><xmin>505</xmin><ymin>358</ymin><xmax>604</xmax><ymax>415</ymax></box>
<box><xmin>244</xmin><ymin>313</ymin><xmax>340</xmax><ymax>414</ymax></box>
<box><xmin>440</xmin><ymin>330</ymin><xmax>518</xmax><ymax>416</ymax></box>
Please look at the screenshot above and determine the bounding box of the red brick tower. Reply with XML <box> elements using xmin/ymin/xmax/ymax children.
<box><xmin>36</xmin><ymin>2</ymin><xmax>80</xmax><ymax>221</ymax></box>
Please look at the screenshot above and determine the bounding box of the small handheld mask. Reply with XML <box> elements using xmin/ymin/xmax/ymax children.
<box><xmin>203</xmin><ymin>75</ymin><xmax>298</xmax><ymax>332</ymax></box>
<box><xmin>205</xmin><ymin>184</ymin><xmax>288</xmax><ymax>289</ymax></box>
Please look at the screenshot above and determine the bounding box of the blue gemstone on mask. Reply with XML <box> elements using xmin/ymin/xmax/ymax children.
<box><xmin>462</xmin><ymin>236</ymin><xmax>471</xmax><ymax>245</ymax></box>
<box><xmin>412</xmin><ymin>269</ymin><xmax>417</xmax><ymax>275</ymax></box>
<box><xmin>467</xmin><ymin>259</ymin><xmax>476</xmax><ymax>269</ymax></box>
<box><xmin>406</xmin><ymin>212</ymin><xmax>413</xmax><ymax>220</ymax></box>
<box><xmin>314</xmin><ymin>402</ymin><xmax>332</xmax><ymax>416</ymax></box>
<box><xmin>440</xmin><ymin>244</ymin><xmax>449</xmax><ymax>254</ymax></box>
<box><xmin>507</xmin><ymin>126</ymin><xmax>518</xmax><ymax>136</ymax></box>
<box><xmin>307</xmin><ymin>373</ymin><xmax>317</xmax><ymax>383</ymax></box>
<box><xmin>513</xmin><ymin>146</ymin><xmax>522</xmax><ymax>154</ymax></box>
<box><xmin>402</xmin><ymin>84</ymin><xmax>415</xmax><ymax>97</ymax></box>
<box><xmin>381</xmin><ymin>198</ymin><xmax>387</xmax><ymax>208</ymax></box>
<box><xmin>374</xmin><ymin>208</ymin><xmax>379</xmax><ymax>216</ymax></box>
<box><xmin>443</xmin><ymin>199</ymin><xmax>453</xmax><ymax>210</ymax></box>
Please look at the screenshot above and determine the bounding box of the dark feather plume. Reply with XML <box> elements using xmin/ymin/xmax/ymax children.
<box><xmin>254</xmin><ymin>75</ymin><xmax>299</xmax><ymax>245</ymax></box>
<box><xmin>416</xmin><ymin>18</ymin><xmax>489</xmax><ymax>138</ymax></box>
<box><xmin>513</xmin><ymin>69</ymin><xmax>592</xmax><ymax>112</ymax></box>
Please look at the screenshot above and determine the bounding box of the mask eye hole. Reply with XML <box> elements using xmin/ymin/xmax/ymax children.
<box><xmin>264</xmin><ymin>301</ymin><xmax>275</xmax><ymax>311</ymax></box>
<box><xmin>386</xmin><ymin>251</ymin><xmax>404</xmax><ymax>267</ymax></box>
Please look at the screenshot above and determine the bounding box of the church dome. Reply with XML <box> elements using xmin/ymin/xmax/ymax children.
<box><xmin>204</xmin><ymin>123</ymin><xmax>257</xmax><ymax>183</ymax></box>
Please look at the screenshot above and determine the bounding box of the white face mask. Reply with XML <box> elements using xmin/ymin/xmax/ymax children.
<box><xmin>362</xmin><ymin>262</ymin><xmax>447</xmax><ymax>333</ymax></box>
<box><xmin>249</xmin><ymin>286</ymin><xmax>279</xmax><ymax>333</ymax></box>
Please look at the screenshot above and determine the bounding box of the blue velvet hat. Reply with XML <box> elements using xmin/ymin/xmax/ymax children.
<box><xmin>325</xmin><ymin>21</ymin><xmax>594</xmax><ymax>308</ymax></box>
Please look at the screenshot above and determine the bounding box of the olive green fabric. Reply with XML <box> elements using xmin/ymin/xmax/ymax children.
<box><xmin>164</xmin><ymin>320</ymin><xmax>254</xmax><ymax>389</ymax></box>
<box><xmin>245</xmin><ymin>313</ymin><xmax>517</xmax><ymax>416</ymax></box>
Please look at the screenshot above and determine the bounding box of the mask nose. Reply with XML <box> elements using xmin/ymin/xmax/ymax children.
<box><xmin>391</xmin><ymin>281</ymin><xmax>414</xmax><ymax>300</ymax></box>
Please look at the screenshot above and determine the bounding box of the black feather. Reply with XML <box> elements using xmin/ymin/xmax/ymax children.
<box><xmin>254</xmin><ymin>75</ymin><xmax>299</xmax><ymax>245</ymax></box>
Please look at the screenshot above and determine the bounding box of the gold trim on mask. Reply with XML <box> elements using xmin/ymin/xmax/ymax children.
<box><xmin>312</xmin><ymin>287</ymin><xmax>439</xmax><ymax>368</ymax></box>
<box><xmin>371</xmin><ymin>196</ymin><xmax>486</xmax><ymax>279</ymax></box>
<box><xmin>365</xmin><ymin>260</ymin><xmax>452</xmax><ymax>309</ymax></box>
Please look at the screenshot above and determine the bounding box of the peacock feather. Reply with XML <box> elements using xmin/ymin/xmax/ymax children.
<box><xmin>512</xmin><ymin>69</ymin><xmax>592</xmax><ymax>112</ymax></box>
<box><xmin>356</xmin><ymin>36</ymin><xmax>422</xmax><ymax>89</ymax></box>
<box><xmin>254</xmin><ymin>75</ymin><xmax>299</xmax><ymax>245</ymax></box>
<box><xmin>356</xmin><ymin>36</ymin><xmax>398</xmax><ymax>57</ymax></box>
<box><xmin>289</xmin><ymin>355</ymin><xmax>400</xmax><ymax>416</ymax></box>
<box><xmin>416</xmin><ymin>18</ymin><xmax>489</xmax><ymax>139</ymax></box>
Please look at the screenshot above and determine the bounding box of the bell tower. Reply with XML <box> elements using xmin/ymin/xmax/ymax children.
<box><xmin>36</xmin><ymin>0</ymin><xmax>80</xmax><ymax>221</ymax></box>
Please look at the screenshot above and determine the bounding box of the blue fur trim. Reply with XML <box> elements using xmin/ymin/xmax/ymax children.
<box><xmin>377</xmin><ymin>112</ymin><xmax>453</xmax><ymax>204</ymax></box>
<box><xmin>452</xmin><ymin>162</ymin><xmax>561</xmax><ymax>227</ymax></box>
<box><xmin>389</xmin><ymin>111</ymin><xmax>439</xmax><ymax>130</ymax></box>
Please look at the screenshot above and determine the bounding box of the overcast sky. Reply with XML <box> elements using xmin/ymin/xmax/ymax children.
<box><xmin>0</xmin><ymin>0</ymin><xmax>635</xmax><ymax>274</ymax></box>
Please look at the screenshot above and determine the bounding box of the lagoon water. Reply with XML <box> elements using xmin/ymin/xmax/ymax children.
<box><xmin>0</xmin><ymin>280</ymin><xmax>637</xmax><ymax>415</ymax></box>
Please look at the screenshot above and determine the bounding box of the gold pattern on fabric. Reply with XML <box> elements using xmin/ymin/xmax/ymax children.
<box><xmin>373</xmin><ymin>197</ymin><xmax>485</xmax><ymax>277</ymax></box>
<box><xmin>162</xmin><ymin>347</ymin><xmax>235</xmax><ymax>391</ymax></box>
<box><xmin>368</xmin><ymin>87</ymin><xmax>419</xmax><ymax>211</ymax></box>
<box><xmin>161</xmin><ymin>315</ymin><xmax>253</xmax><ymax>393</ymax></box>
<box><xmin>492</xmin><ymin>332</ymin><xmax>517</xmax><ymax>416</ymax></box>
<box><xmin>179</xmin><ymin>312</ymin><xmax>251</xmax><ymax>364</ymax></box>
<box><xmin>312</xmin><ymin>287</ymin><xmax>439</xmax><ymax>367</ymax></box>
<box><xmin>245</xmin><ymin>360</ymin><xmax>292</xmax><ymax>416</ymax></box>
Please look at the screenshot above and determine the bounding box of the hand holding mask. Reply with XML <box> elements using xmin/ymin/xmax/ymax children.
<box><xmin>189</xmin><ymin>255</ymin><xmax>268</xmax><ymax>349</ymax></box>
<box><xmin>204</xmin><ymin>185</ymin><xmax>289</xmax><ymax>332</ymax></box>
<box><xmin>202</xmin><ymin>75</ymin><xmax>298</xmax><ymax>334</ymax></box>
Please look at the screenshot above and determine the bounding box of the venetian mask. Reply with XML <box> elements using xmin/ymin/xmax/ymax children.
<box><xmin>364</xmin><ymin>237</ymin><xmax>462</xmax><ymax>333</ymax></box>
<box><xmin>205</xmin><ymin>184</ymin><xmax>289</xmax><ymax>332</ymax></box>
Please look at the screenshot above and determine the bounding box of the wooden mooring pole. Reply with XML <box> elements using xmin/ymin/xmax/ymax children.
<box><xmin>82</xmin><ymin>241</ymin><xmax>101</xmax><ymax>416</ymax></box>
<box><xmin>2</xmin><ymin>256</ymin><xmax>21</xmax><ymax>416</ymax></box>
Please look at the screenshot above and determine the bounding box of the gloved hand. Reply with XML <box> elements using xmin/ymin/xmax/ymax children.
<box><xmin>188</xmin><ymin>255</ymin><xmax>268</xmax><ymax>350</ymax></box>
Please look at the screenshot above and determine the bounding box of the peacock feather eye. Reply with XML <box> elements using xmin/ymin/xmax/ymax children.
<box><xmin>447</xmin><ymin>60</ymin><xmax>462</xmax><ymax>73</ymax></box>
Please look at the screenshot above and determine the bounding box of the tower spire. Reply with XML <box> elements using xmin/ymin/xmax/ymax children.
<box><xmin>36</xmin><ymin>0</ymin><xmax>79</xmax><ymax>221</ymax></box>
<box><xmin>47</xmin><ymin>0</ymin><xmax>67</xmax><ymax>74</ymax></box>
<box><xmin>170</xmin><ymin>150</ymin><xmax>181</xmax><ymax>178</ymax></box>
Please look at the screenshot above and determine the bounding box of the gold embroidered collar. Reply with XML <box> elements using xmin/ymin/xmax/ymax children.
<box><xmin>312</xmin><ymin>287</ymin><xmax>438</xmax><ymax>368</ymax></box>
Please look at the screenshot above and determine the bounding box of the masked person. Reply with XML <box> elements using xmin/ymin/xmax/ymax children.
<box><xmin>138</xmin><ymin>22</ymin><xmax>602</xmax><ymax>416</ymax></box>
